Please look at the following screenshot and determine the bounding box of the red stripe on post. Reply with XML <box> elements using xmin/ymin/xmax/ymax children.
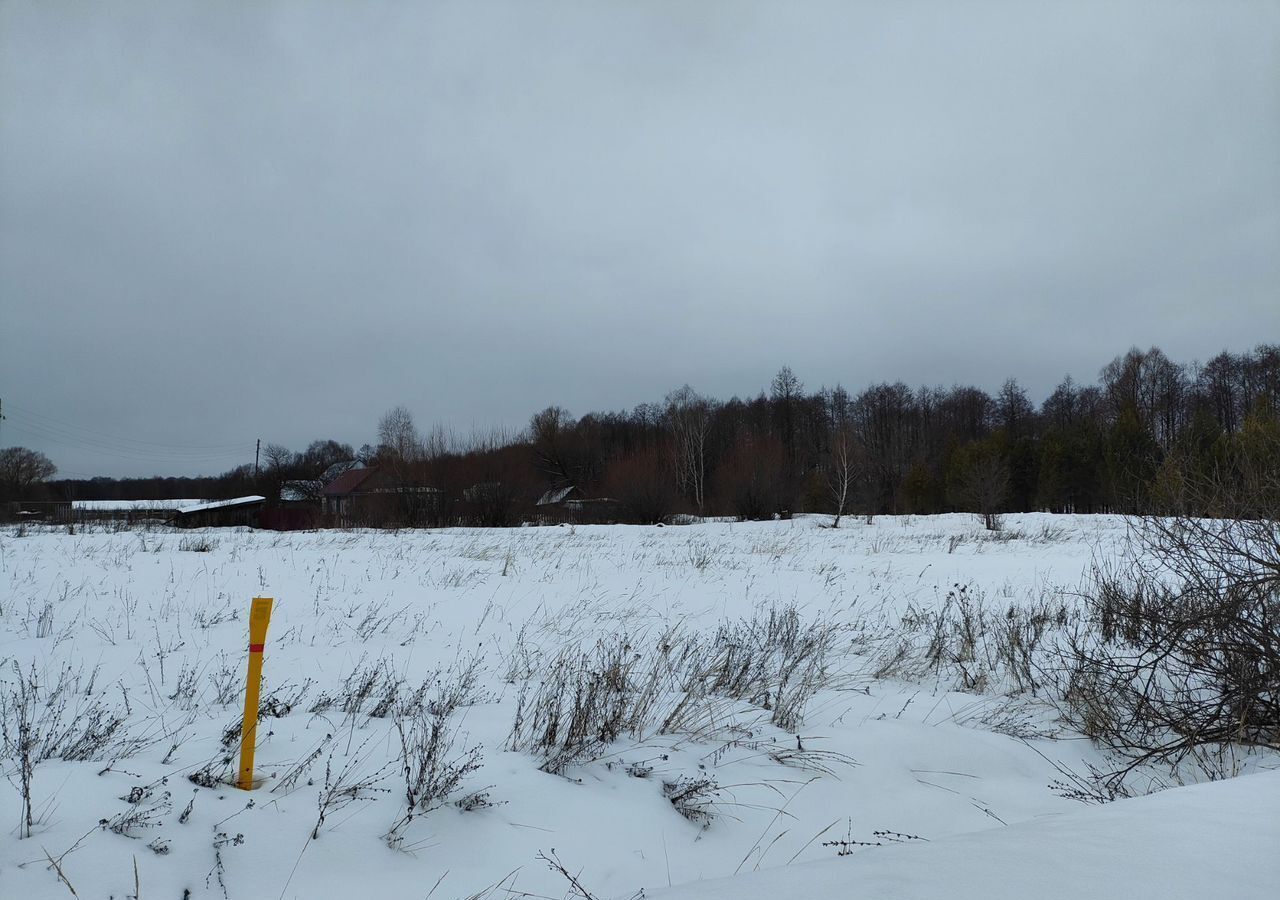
<box><xmin>249</xmin><ymin>643</ymin><xmax>264</xmax><ymax>653</ymax></box>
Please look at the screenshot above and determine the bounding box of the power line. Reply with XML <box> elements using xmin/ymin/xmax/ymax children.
<box><xmin>4</xmin><ymin>403</ymin><xmax>251</xmax><ymax>452</ymax></box>
<box><xmin>5</xmin><ymin>420</ymin><xmax>255</xmax><ymax>464</ymax></box>
<box><xmin>7</xmin><ymin>418</ymin><xmax>253</xmax><ymax>458</ymax></box>
<box><xmin>7</xmin><ymin>422</ymin><xmax>250</xmax><ymax>459</ymax></box>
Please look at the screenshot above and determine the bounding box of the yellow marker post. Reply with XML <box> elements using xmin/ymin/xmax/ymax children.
<box><xmin>237</xmin><ymin>597</ymin><xmax>273</xmax><ymax>790</ymax></box>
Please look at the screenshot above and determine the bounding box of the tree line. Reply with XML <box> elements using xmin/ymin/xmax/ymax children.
<box><xmin>19</xmin><ymin>343</ymin><xmax>1280</xmax><ymax>526</ymax></box>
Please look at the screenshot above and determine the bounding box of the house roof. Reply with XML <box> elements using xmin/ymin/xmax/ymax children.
<box><xmin>72</xmin><ymin>499</ymin><xmax>203</xmax><ymax>511</ymax></box>
<box><xmin>323</xmin><ymin>467</ymin><xmax>379</xmax><ymax>497</ymax></box>
<box><xmin>321</xmin><ymin>459</ymin><xmax>366</xmax><ymax>482</ymax></box>
<box><xmin>536</xmin><ymin>485</ymin><xmax>577</xmax><ymax>506</ymax></box>
<box><xmin>176</xmin><ymin>496</ymin><xmax>265</xmax><ymax>514</ymax></box>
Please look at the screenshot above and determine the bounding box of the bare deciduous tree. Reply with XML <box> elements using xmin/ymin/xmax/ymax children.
<box><xmin>0</xmin><ymin>447</ymin><xmax>57</xmax><ymax>500</ymax></box>
<box><xmin>529</xmin><ymin>406</ymin><xmax>576</xmax><ymax>481</ymax></box>
<box><xmin>826</xmin><ymin>427</ymin><xmax>860</xmax><ymax>528</ymax></box>
<box><xmin>301</xmin><ymin>439</ymin><xmax>355</xmax><ymax>476</ymax></box>
<box><xmin>948</xmin><ymin>442</ymin><xmax>1011</xmax><ymax>530</ymax></box>
<box><xmin>664</xmin><ymin>385</ymin><xmax>713</xmax><ymax>513</ymax></box>
<box><xmin>377</xmin><ymin>405</ymin><xmax>422</xmax><ymax>463</ymax></box>
<box><xmin>261</xmin><ymin>442</ymin><xmax>294</xmax><ymax>473</ymax></box>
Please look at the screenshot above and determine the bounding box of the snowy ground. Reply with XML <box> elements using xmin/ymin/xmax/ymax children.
<box><xmin>652</xmin><ymin>769</ymin><xmax>1280</xmax><ymax>900</ymax></box>
<box><xmin>0</xmin><ymin>514</ymin><xmax>1275</xmax><ymax>899</ymax></box>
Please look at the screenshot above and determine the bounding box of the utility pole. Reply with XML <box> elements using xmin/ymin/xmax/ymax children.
<box><xmin>254</xmin><ymin>438</ymin><xmax>260</xmax><ymax>479</ymax></box>
<box><xmin>0</xmin><ymin>397</ymin><xmax>4</xmax><ymax>445</ymax></box>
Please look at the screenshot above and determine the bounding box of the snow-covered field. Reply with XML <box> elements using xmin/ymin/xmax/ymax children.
<box><xmin>1</xmin><ymin>514</ymin><xmax>1275</xmax><ymax>899</ymax></box>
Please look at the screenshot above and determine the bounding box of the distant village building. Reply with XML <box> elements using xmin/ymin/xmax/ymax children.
<box><xmin>322</xmin><ymin>467</ymin><xmax>378</xmax><ymax>523</ymax></box>
<box><xmin>533</xmin><ymin>485</ymin><xmax>619</xmax><ymax>524</ymax></box>
<box><xmin>3</xmin><ymin>498</ymin><xmax>198</xmax><ymax>525</ymax></box>
<box><xmin>536</xmin><ymin>485</ymin><xmax>580</xmax><ymax>508</ymax></box>
<box><xmin>1</xmin><ymin>500</ymin><xmax>72</xmax><ymax>524</ymax></box>
<box><xmin>258</xmin><ymin>481</ymin><xmax>324</xmax><ymax>531</ymax></box>
<box><xmin>322</xmin><ymin>467</ymin><xmax>441</xmax><ymax>527</ymax></box>
<box><xmin>321</xmin><ymin>460</ymin><xmax>366</xmax><ymax>482</ymax></box>
<box><xmin>74</xmin><ymin>498</ymin><xmax>200</xmax><ymax>526</ymax></box>
<box><xmin>174</xmin><ymin>496</ymin><xmax>265</xmax><ymax>528</ymax></box>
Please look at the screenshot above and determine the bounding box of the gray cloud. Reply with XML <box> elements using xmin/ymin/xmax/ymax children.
<box><xmin>2</xmin><ymin>0</ymin><xmax>1278</xmax><ymax>476</ymax></box>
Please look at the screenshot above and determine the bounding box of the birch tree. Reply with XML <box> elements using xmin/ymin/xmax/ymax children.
<box><xmin>827</xmin><ymin>426</ymin><xmax>859</xmax><ymax>527</ymax></box>
<box><xmin>664</xmin><ymin>385</ymin><xmax>713</xmax><ymax>512</ymax></box>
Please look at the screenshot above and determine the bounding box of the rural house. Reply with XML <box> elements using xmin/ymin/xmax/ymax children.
<box><xmin>323</xmin><ymin>467</ymin><xmax>442</xmax><ymax>527</ymax></box>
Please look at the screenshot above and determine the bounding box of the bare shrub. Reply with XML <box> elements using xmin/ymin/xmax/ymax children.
<box><xmin>312</xmin><ymin>734</ymin><xmax>395</xmax><ymax>840</ymax></box>
<box><xmin>766</xmin><ymin>744</ymin><xmax>860</xmax><ymax>776</ymax></box>
<box><xmin>691</xmin><ymin>604</ymin><xmax>838</xmax><ymax>732</ymax></box>
<box><xmin>168</xmin><ymin>663</ymin><xmax>202</xmax><ymax>709</ymax></box>
<box><xmin>506</xmin><ymin>607</ymin><xmax>843</xmax><ymax>774</ymax></box>
<box><xmin>1</xmin><ymin>662</ymin><xmax>145</xmax><ymax>837</ymax></box>
<box><xmin>1034</xmin><ymin>522</ymin><xmax>1068</xmax><ymax>543</ymax></box>
<box><xmin>311</xmin><ymin>654</ymin><xmax>485</xmax><ymax>728</ymax></box>
<box><xmin>824</xmin><ymin>820</ymin><xmax>927</xmax><ymax>855</ymax></box>
<box><xmin>686</xmin><ymin>540</ymin><xmax>717</xmax><ymax>571</ymax></box>
<box><xmin>385</xmin><ymin>710</ymin><xmax>483</xmax><ymax>845</ymax></box>
<box><xmin>178</xmin><ymin>535</ymin><xmax>219</xmax><ymax>553</ymax></box>
<box><xmin>309</xmin><ymin>657</ymin><xmax>398</xmax><ymax>720</ymax></box>
<box><xmin>220</xmin><ymin>680</ymin><xmax>311</xmax><ymax>747</ymax></box>
<box><xmin>188</xmin><ymin>755</ymin><xmax>235</xmax><ymax>788</ymax></box>
<box><xmin>1064</xmin><ymin>448</ymin><xmax>1280</xmax><ymax>779</ymax></box>
<box><xmin>100</xmin><ymin>791</ymin><xmax>172</xmax><ymax>837</ymax></box>
<box><xmin>1049</xmin><ymin>762</ymin><xmax>1133</xmax><ymax>804</ymax></box>
<box><xmin>454</xmin><ymin>788</ymin><xmax>499</xmax><ymax>811</ymax></box>
<box><xmin>662</xmin><ymin>775</ymin><xmax>720</xmax><ymax>828</ymax></box>
<box><xmin>506</xmin><ymin>631</ymin><xmax>681</xmax><ymax>775</ymax></box>
<box><xmin>210</xmin><ymin>655</ymin><xmax>240</xmax><ymax>706</ymax></box>
<box><xmin>1065</xmin><ymin>544</ymin><xmax>1279</xmax><ymax>773</ymax></box>
<box><xmin>537</xmin><ymin>848</ymin><xmax>606</xmax><ymax>900</ymax></box>
<box><xmin>868</xmin><ymin>585</ymin><xmax>1071</xmax><ymax>696</ymax></box>
<box><xmin>193</xmin><ymin>600</ymin><xmax>238</xmax><ymax>631</ymax></box>
<box><xmin>423</xmin><ymin>652</ymin><xmax>486</xmax><ymax>718</ymax></box>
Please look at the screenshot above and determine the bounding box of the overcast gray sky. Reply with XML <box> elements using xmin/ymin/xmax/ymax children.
<box><xmin>2</xmin><ymin>1</ymin><xmax>1278</xmax><ymax>477</ymax></box>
